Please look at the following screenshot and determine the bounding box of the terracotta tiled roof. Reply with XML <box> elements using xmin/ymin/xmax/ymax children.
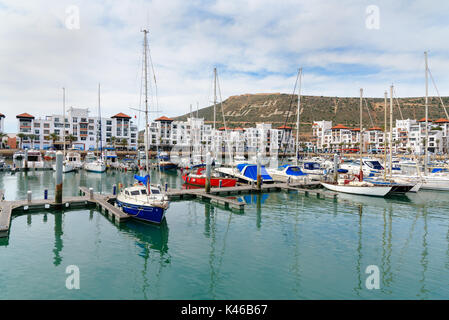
<box><xmin>233</xmin><ymin>127</ymin><xmax>245</xmax><ymax>131</ymax></box>
<box><xmin>218</xmin><ymin>126</ymin><xmax>232</xmax><ymax>130</ymax></box>
<box><xmin>154</xmin><ymin>116</ymin><xmax>173</xmax><ymax>121</ymax></box>
<box><xmin>111</xmin><ymin>112</ymin><xmax>131</xmax><ymax>119</ymax></box>
<box><xmin>418</xmin><ymin>117</ymin><xmax>432</xmax><ymax>122</ymax></box>
<box><xmin>351</xmin><ymin>128</ymin><xmax>360</xmax><ymax>131</ymax></box>
<box><xmin>368</xmin><ymin>126</ymin><xmax>382</xmax><ymax>131</ymax></box>
<box><xmin>331</xmin><ymin>124</ymin><xmax>349</xmax><ymax>130</ymax></box>
<box><xmin>277</xmin><ymin>125</ymin><xmax>292</xmax><ymax>129</ymax></box>
<box><xmin>16</xmin><ymin>113</ymin><xmax>34</xmax><ymax>119</ymax></box>
<box><xmin>434</xmin><ymin>118</ymin><xmax>449</xmax><ymax>123</ymax></box>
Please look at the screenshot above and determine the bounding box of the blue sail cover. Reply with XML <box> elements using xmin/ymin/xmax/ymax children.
<box><xmin>284</xmin><ymin>166</ymin><xmax>307</xmax><ymax>176</ymax></box>
<box><xmin>134</xmin><ymin>174</ymin><xmax>150</xmax><ymax>185</ymax></box>
<box><xmin>237</xmin><ymin>164</ymin><xmax>272</xmax><ymax>180</ymax></box>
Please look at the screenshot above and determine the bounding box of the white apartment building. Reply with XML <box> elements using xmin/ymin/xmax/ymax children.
<box><xmin>312</xmin><ymin>118</ymin><xmax>449</xmax><ymax>154</ymax></box>
<box><xmin>147</xmin><ymin>116</ymin><xmax>295</xmax><ymax>155</ymax></box>
<box><xmin>16</xmin><ymin>107</ymin><xmax>138</xmax><ymax>151</ymax></box>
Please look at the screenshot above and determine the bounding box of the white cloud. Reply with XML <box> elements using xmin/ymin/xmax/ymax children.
<box><xmin>0</xmin><ymin>0</ymin><xmax>449</xmax><ymax>132</ymax></box>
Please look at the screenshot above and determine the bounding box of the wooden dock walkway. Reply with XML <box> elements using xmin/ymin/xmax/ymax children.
<box><xmin>0</xmin><ymin>181</ymin><xmax>336</xmax><ymax>238</ymax></box>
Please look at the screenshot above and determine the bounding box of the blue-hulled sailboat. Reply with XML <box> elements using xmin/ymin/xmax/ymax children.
<box><xmin>115</xmin><ymin>29</ymin><xmax>169</xmax><ymax>224</ymax></box>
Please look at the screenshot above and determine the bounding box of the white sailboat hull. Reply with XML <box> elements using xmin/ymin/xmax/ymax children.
<box><xmin>321</xmin><ymin>182</ymin><xmax>392</xmax><ymax>197</ymax></box>
<box><xmin>266</xmin><ymin>169</ymin><xmax>309</xmax><ymax>183</ymax></box>
<box><xmin>84</xmin><ymin>162</ymin><xmax>107</xmax><ymax>173</ymax></box>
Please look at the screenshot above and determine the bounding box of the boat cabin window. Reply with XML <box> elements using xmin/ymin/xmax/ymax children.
<box><xmin>130</xmin><ymin>190</ymin><xmax>140</xmax><ymax>196</ymax></box>
<box><xmin>365</xmin><ymin>161</ymin><xmax>384</xmax><ymax>170</ymax></box>
<box><xmin>150</xmin><ymin>189</ymin><xmax>160</xmax><ymax>194</ymax></box>
<box><xmin>288</xmin><ymin>166</ymin><xmax>302</xmax><ymax>172</ymax></box>
<box><xmin>304</xmin><ymin>162</ymin><xmax>321</xmax><ymax>170</ymax></box>
<box><xmin>125</xmin><ymin>191</ymin><xmax>130</xmax><ymax>196</ymax></box>
<box><xmin>140</xmin><ymin>189</ymin><xmax>147</xmax><ymax>195</ymax></box>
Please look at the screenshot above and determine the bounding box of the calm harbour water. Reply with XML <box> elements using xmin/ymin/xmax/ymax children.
<box><xmin>1</xmin><ymin>169</ymin><xmax>449</xmax><ymax>299</ymax></box>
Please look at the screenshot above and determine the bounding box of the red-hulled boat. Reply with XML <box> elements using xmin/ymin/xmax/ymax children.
<box><xmin>182</xmin><ymin>167</ymin><xmax>237</xmax><ymax>187</ymax></box>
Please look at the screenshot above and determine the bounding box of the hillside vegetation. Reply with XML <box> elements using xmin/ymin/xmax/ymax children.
<box><xmin>174</xmin><ymin>93</ymin><xmax>449</xmax><ymax>137</ymax></box>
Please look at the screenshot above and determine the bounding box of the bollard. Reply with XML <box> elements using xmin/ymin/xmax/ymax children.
<box><xmin>112</xmin><ymin>184</ymin><xmax>117</xmax><ymax>196</ymax></box>
<box><xmin>333</xmin><ymin>154</ymin><xmax>339</xmax><ymax>183</ymax></box>
<box><xmin>27</xmin><ymin>190</ymin><xmax>32</xmax><ymax>203</ymax></box>
<box><xmin>205</xmin><ymin>152</ymin><xmax>211</xmax><ymax>193</ymax></box>
<box><xmin>24</xmin><ymin>149</ymin><xmax>28</xmax><ymax>170</ymax></box>
<box><xmin>55</xmin><ymin>151</ymin><xmax>63</xmax><ymax>205</ymax></box>
<box><xmin>44</xmin><ymin>189</ymin><xmax>48</xmax><ymax>200</ymax></box>
<box><xmin>89</xmin><ymin>188</ymin><xmax>94</xmax><ymax>200</ymax></box>
<box><xmin>165</xmin><ymin>182</ymin><xmax>168</xmax><ymax>193</ymax></box>
<box><xmin>256</xmin><ymin>152</ymin><xmax>262</xmax><ymax>191</ymax></box>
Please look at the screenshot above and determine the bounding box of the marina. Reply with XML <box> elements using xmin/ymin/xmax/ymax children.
<box><xmin>1</xmin><ymin>168</ymin><xmax>449</xmax><ymax>299</ymax></box>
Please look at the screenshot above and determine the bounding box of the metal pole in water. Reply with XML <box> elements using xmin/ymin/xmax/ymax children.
<box><xmin>205</xmin><ymin>152</ymin><xmax>211</xmax><ymax>194</ymax></box>
<box><xmin>24</xmin><ymin>149</ymin><xmax>28</xmax><ymax>170</ymax></box>
<box><xmin>333</xmin><ymin>153</ymin><xmax>339</xmax><ymax>182</ymax></box>
<box><xmin>112</xmin><ymin>184</ymin><xmax>117</xmax><ymax>196</ymax></box>
<box><xmin>55</xmin><ymin>151</ymin><xmax>63</xmax><ymax>205</ymax></box>
<box><xmin>27</xmin><ymin>191</ymin><xmax>32</xmax><ymax>203</ymax></box>
<box><xmin>89</xmin><ymin>187</ymin><xmax>94</xmax><ymax>200</ymax></box>
<box><xmin>44</xmin><ymin>189</ymin><xmax>48</xmax><ymax>200</ymax></box>
<box><xmin>256</xmin><ymin>152</ymin><xmax>262</xmax><ymax>191</ymax></box>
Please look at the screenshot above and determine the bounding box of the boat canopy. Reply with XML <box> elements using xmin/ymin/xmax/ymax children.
<box><xmin>236</xmin><ymin>163</ymin><xmax>272</xmax><ymax>180</ymax></box>
<box><xmin>279</xmin><ymin>165</ymin><xmax>307</xmax><ymax>176</ymax></box>
<box><xmin>134</xmin><ymin>174</ymin><xmax>150</xmax><ymax>185</ymax></box>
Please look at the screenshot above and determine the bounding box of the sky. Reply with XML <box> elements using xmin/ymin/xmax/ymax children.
<box><xmin>1</xmin><ymin>0</ymin><xmax>449</xmax><ymax>132</ymax></box>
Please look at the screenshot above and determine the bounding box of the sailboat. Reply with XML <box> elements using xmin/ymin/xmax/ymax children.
<box><xmin>321</xmin><ymin>88</ymin><xmax>393</xmax><ymax>197</ymax></box>
<box><xmin>53</xmin><ymin>88</ymin><xmax>76</xmax><ymax>173</ymax></box>
<box><xmin>116</xmin><ymin>29</ymin><xmax>169</xmax><ymax>224</ymax></box>
<box><xmin>83</xmin><ymin>84</ymin><xmax>106</xmax><ymax>173</ymax></box>
<box><xmin>391</xmin><ymin>52</ymin><xmax>449</xmax><ymax>191</ymax></box>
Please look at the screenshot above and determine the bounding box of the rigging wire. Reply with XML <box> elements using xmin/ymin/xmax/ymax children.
<box><xmin>363</xmin><ymin>97</ymin><xmax>375</xmax><ymax>128</ymax></box>
<box><xmin>427</xmin><ymin>68</ymin><xmax>449</xmax><ymax>119</ymax></box>
<box><xmin>280</xmin><ymin>71</ymin><xmax>301</xmax><ymax>156</ymax></box>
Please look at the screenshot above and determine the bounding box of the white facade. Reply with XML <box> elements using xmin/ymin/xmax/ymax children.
<box><xmin>16</xmin><ymin>107</ymin><xmax>138</xmax><ymax>150</ymax></box>
<box><xmin>311</xmin><ymin>118</ymin><xmax>449</xmax><ymax>154</ymax></box>
<box><xmin>147</xmin><ymin>116</ymin><xmax>295</xmax><ymax>155</ymax></box>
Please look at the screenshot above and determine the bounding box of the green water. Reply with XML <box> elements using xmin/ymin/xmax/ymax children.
<box><xmin>1</xmin><ymin>170</ymin><xmax>449</xmax><ymax>299</ymax></box>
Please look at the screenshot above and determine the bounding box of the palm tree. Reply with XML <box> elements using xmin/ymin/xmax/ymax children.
<box><xmin>16</xmin><ymin>133</ymin><xmax>26</xmax><ymax>149</ymax></box>
<box><xmin>120</xmin><ymin>138</ymin><xmax>128</xmax><ymax>150</ymax></box>
<box><xmin>65</xmin><ymin>134</ymin><xmax>77</xmax><ymax>149</ymax></box>
<box><xmin>49</xmin><ymin>133</ymin><xmax>60</xmax><ymax>149</ymax></box>
<box><xmin>28</xmin><ymin>134</ymin><xmax>37</xmax><ymax>149</ymax></box>
<box><xmin>110</xmin><ymin>136</ymin><xmax>117</xmax><ymax>149</ymax></box>
<box><xmin>0</xmin><ymin>132</ymin><xmax>7</xmax><ymax>149</ymax></box>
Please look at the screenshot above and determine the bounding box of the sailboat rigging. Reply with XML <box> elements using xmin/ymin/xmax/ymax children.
<box><xmin>115</xmin><ymin>29</ymin><xmax>169</xmax><ymax>224</ymax></box>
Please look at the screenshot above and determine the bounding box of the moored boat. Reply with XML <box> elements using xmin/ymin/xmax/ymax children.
<box><xmin>182</xmin><ymin>165</ymin><xmax>237</xmax><ymax>187</ymax></box>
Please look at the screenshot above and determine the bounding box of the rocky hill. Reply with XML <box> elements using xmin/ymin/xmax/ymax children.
<box><xmin>174</xmin><ymin>93</ymin><xmax>449</xmax><ymax>138</ymax></box>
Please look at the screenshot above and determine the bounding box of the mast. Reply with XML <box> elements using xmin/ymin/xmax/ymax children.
<box><xmin>389</xmin><ymin>85</ymin><xmax>393</xmax><ymax>179</ymax></box>
<box><xmin>359</xmin><ymin>88</ymin><xmax>363</xmax><ymax>181</ymax></box>
<box><xmin>424</xmin><ymin>51</ymin><xmax>429</xmax><ymax>175</ymax></box>
<box><xmin>98</xmin><ymin>83</ymin><xmax>103</xmax><ymax>160</ymax></box>
<box><xmin>143</xmin><ymin>29</ymin><xmax>150</xmax><ymax>182</ymax></box>
<box><xmin>295</xmin><ymin>68</ymin><xmax>302</xmax><ymax>165</ymax></box>
<box><xmin>63</xmin><ymin>87</ymin><xmax>66</xmax><ymax>157</ymax></box>
<box><xmin>383</xmin><ymin>91</ymin><xmax>387</xmax><ymax>180</ymax></box>
<box><xmin>213</xmin><ymin>67</ymin><xmax>217</xmax><ymax>130</ymax></box>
